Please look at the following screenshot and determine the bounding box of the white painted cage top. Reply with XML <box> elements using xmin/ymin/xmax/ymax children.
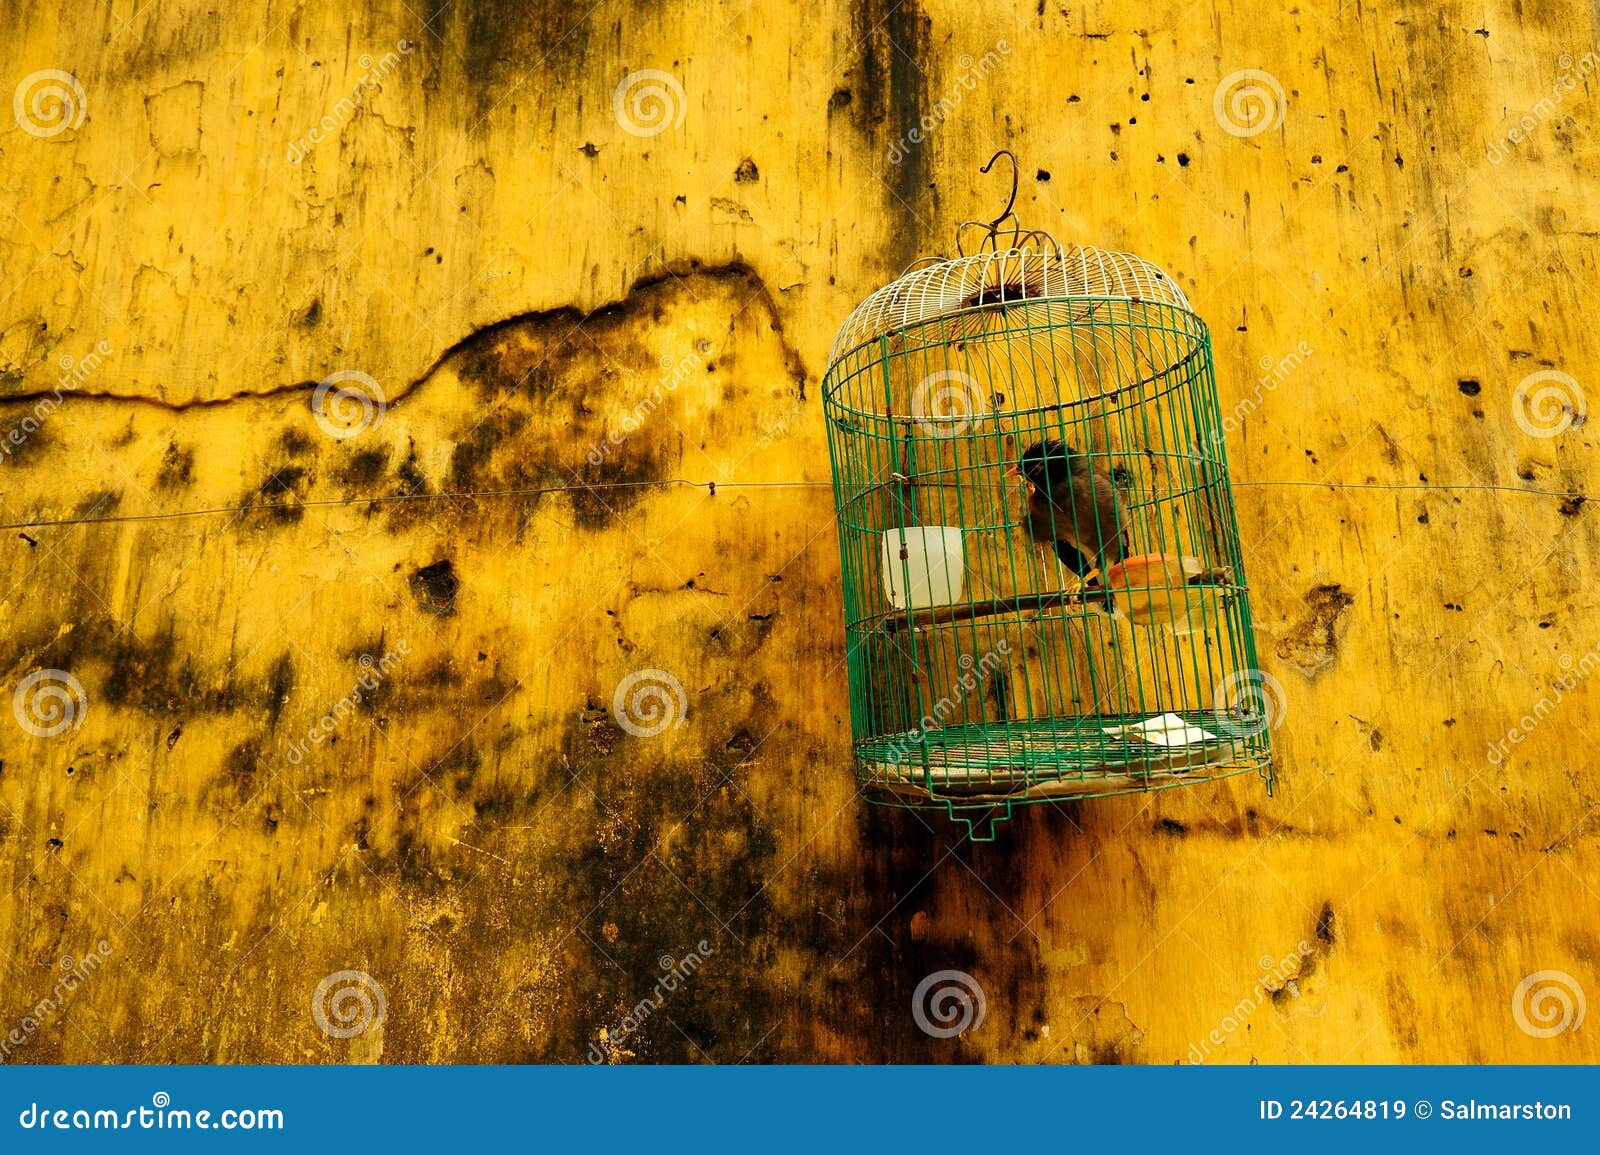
<box><xmin>824</xmin><ymin>242</ymin><xmax>1195</xmax><ymax>374</ymax></box>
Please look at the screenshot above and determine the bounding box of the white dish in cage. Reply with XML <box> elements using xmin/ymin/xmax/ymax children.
<box><xmin>1102</xmin><ymin>713</ymin><xmax>1219</xmax><ymax>748</ymax></box>
<box><xmin>880</xmin><ymin>527</ymin><xmax>965</xmax><ymax>610</ymax></box>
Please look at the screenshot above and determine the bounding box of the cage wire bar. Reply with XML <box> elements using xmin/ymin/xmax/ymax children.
<box><xmin>823</xmin><ymin>220</ymin><xmax>1274</xmax><ymax>839</ymax></box>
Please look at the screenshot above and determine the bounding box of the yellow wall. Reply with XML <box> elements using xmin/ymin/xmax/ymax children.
<box><xmin>0</xmin><ymin>0</ymin><xmax>1595</xmax><ymax>1062</ymax></box>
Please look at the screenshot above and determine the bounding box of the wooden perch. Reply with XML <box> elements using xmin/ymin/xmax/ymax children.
<box><xmin>877</xmin><ymin>570</ymin><xmax>1236</xmax><ymax>634</ymax></box>
<box><xmin>881</xmin><ymin>589</ymin><xmax>1107</xmax><ymax>633</ymax></box>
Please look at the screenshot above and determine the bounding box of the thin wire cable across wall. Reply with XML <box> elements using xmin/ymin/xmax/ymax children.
<box><xmin>0</xmin><ymin>477</ymin><xmax>1586</xmax><ymax>534</ymax></box>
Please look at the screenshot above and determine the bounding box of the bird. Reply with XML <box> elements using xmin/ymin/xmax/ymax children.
<box><xmin>1008</xmin><ymin>438</ymin><xmax>1132</xmax><ymax>602</ymax></box>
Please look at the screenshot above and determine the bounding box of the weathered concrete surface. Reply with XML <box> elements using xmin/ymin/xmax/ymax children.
<box><xmin>0</xmin><ymin>0</ymin><xmax>1596</xmax><ymax>1062</ymax></box>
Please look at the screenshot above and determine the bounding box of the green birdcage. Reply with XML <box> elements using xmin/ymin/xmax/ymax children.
<box><xmin>822</xmin><ymin>155</ymin><xmax>1275</xmax><ymax>839</ymax></box>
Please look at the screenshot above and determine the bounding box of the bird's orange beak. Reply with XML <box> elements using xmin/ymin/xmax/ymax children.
<box><xmin>1004</xmin><ymin>464</ymin><xmax>1022</xmax><ymax>481</ymax></box>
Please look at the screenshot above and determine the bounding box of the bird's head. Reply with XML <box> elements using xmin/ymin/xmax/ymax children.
<box><xmin>1014</xmin><ymin>438</ymin><xmax>1072</xmax><ymax>492</ymax></box>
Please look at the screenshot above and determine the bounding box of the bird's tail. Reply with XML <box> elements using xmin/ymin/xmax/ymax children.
<box><xmin>1051</xmin><ymin>538</ymin><xmax>1093</xmax><ymax>576</ymax></box>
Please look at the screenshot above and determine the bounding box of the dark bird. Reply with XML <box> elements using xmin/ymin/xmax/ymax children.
<box><xmin>1009</xmin><ymin>439</ymin><xmax>1132</xmax><ymax>596</ymax></box>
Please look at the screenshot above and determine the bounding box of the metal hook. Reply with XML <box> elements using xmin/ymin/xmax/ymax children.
<box><xmin>978</xmin><ymin>149</ymin><xmax>1019</xmax><ymax>232</ymax></box>
<box><xmin>956</xmin><ymin>149</ymin><xmax>1040</xmax><ymax>256</ymax></box>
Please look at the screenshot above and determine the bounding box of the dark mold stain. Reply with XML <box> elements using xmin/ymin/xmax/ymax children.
<box><xmin>435</xmin><ymin>701</ymin><xmax>782</xmax><ymax>1063</ymax></box>
<box><xmin>278</xmin><ymin>427</ymin><xmax>314</xmax><ymax>457</ymax></box>
<box><xmin>155</xmin><ymin>441</ymin><xmax>194</xmax><ymax>489</ymax></box>
<box><xmin>1275</xmin><ymin>584</ymin><xmax>1355</xmax><ymax>678</ymax></box>
<box><xmin>1315</xmin><ymin>901</ymin><xmax>1337</xmax><ymax>947</ymax></box>
<box><xmin>448</xmin><ymin>0</ymin><xmax>592</xmax><ymax>122</ymax></box>
<box><xmin>249</xmin><ymin>463</ymin><xmax>307</xmax><ymax>524</ymax></box>
<box><xmin>705</xmin><ymin>611</ymin><xmax>778</xmax><ymax>660</ymax></box>
<box><xmin>425</xmin><ymin>744</ymin><xmax>482</xmax><ymax>799</ymax></box>
<box><xmin>850</xmin><ymin>0</ymin><xmax>933</xmax><ymax>269</ymax></box>
<box><xmin>0</xmin><ymin>421</ymin><xmax>52</xmax><ymax>468</ymax></box>
<box><xmin>335</xmin><ymin>444</ymin><xmax>391</xmax><ymax>488</ymax></box>
<box><xmin>447</xmin><ymin>406</ymin><xmax>528</xmax><ymax>491</ymax></box>
<box><xmin>74</xmin><ymin>488</ymin><xmax>122</xmax><ymax>519</ymax></box>
<box><xmin>211</xmin><ymin>739</ymin><xmax>264</xmax><ymax>813</ymax></box>
<box><xmin>99</xmin><ymin>627</ymin><xmax>208</xmax><ymax>716</ymax></box>
<box><xmin>438</xmin><ymin>264</ymin><xmax>805</xmax><ymax>531</ymax></box>
<box><xmin>264</xmin><ymin>652</ymin><xmax>293</xmax><ymax>727</ymax></box>
<box><xmin>410</xmin><ymin>559</ymin><xmax>459</xmax><ymax>615</ymax></box>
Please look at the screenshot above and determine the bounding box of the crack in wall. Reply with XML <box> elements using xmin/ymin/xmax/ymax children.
<box><xmin>0</xmin><ymin>261</ymin><xmax>810</xmax><ymax>415</ymax></box>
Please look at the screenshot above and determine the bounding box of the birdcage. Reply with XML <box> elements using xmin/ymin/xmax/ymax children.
<box><xmin>822</xmin><ymin>153</ymin><xmax>1274</xmax><ymax>839</ymax></box>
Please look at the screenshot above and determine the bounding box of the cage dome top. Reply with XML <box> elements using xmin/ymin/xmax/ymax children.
<box><xmin>824</xmin><ymin>241</ymin><xmax>1195</xmax><ymax>375</ymax></box>
<box><xmin>825</xmin><ymin>151</ymin><xmax>1194</xmax><ymax>376</ymax></box>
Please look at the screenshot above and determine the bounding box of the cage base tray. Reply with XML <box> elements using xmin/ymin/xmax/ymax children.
<box><xmin>858</xmin><ymin>714</ymin><xmax>1264</xmax><ymax>802</ymax></box>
